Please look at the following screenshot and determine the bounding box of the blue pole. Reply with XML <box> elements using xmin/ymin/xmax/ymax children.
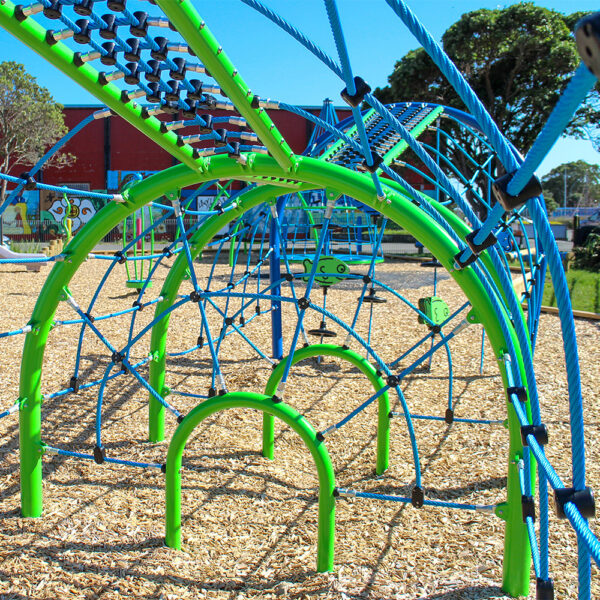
<box><xmin>270</xmin><ymin>198</ymin><xmax>284</xmax><ymax>360</ymax></box>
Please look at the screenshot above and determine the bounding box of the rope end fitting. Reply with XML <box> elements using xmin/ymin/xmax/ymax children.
<box><xmin>493</xmin><ymin>171</ymin><xmax>542</xmax><ymax>211</ymax></box>
<box><xmin>575</xmin><ymin>13</ymin><xmax>600</xmax><ymax>79</ymax></box>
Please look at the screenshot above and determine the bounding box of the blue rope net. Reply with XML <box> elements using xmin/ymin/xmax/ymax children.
<box><xmin>0</xmin><ymin>0</ymin><xmax>597</xmax><ymax>596</ymax></box>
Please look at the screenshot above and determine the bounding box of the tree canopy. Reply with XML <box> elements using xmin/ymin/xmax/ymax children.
<box><xmin>541</xmin><ymin>160</ymin><xmax>600</xmax><ymax>213</ymax></box>
<box><xmin>374</xmin><ymin>3</ymin><xmax>600</xmax><ymax>203</ymax></box>
<box><xmin>0</xmin><ymin>61</ymin><xmax>70</xmax><ymax>203</ymax></box>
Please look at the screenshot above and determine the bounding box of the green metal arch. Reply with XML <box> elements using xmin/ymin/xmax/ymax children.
<box><xmin>18</xmin><ymin>153</ymin><xmax>531</xmax><ymax>596</ymax></box>
<box><xmin>262</xmin><ymin>343</ymin><xmax>390</xmax><ymax>475</ymax></box>
<box><xmin>165</xmin><ymin>391</ymin><xmax>336</xmax><ymax>572</ymax></box>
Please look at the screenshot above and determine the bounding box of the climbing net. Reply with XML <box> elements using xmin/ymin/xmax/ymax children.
<box><xmin>0</xmin><ymin>0</ymin><xmax>599</xmax><ymax>597</ymax></box>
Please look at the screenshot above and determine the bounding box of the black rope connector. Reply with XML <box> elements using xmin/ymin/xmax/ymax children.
<box><xmin>271</xmin><ymin>394</ymin><xmax>282</xmax><ymax>403</ymax></box>
<box><xmin>239</xmin><ymin>316</ymin><xmax>245</xmax><ymax>326</ymax></box>
<box><xmin>133</xmin><ymin>300</ymin><xmax>143</xmax><ymax>311</ymax></box>
<box><xmin>84</xmin><ymin>312</ymin><xmax>95</xmax><ymax>323</ymax></box>
<box><xmin>208</xmin><ymin>387</ymin><xmax>216</xmax><ymax>398</ymax></box>
<box><xmin>386</xmin><ymin>374</ymin><xmax>399</xmax><ymax>388</ymax></box>
<box><xmin>453</xmin><ymin>249</ymin><xmax>478</xmax><ymax>270</ymax></box>
<box><xmin>162</xmin><ymin>247</ymin><xmax>173</xmax><ymax>258</ymax></box>
<box><xmin>107</xmin><ymin>0</ymin><xmax>126</xmax><ymax>11</ymax></box>
<box><xmin>507</xmin><ymin>386</ymin><xmax>528</xmax><ymax>403</ymax></box>
<box><xmin>197</xmin><ymin>335</ymin><xmax>204</xmax><ymax>348</ymax></box>
<box><xmin>554</xmin><ymin>486</ymin><xmax>596</xmax><ymax>519</ymax></box>
<box><xmin>362</xmin><ymin>275</ymin><xmax>371</xmax><ymax>284</ymax></box>
<box><xmin>522</xmin><ymin>494</ymin><xmax>536</xmax><ymax>522</ymax></box>
<box><xmin>285</xmin><ymin>273</ymin><xmax>294</xmax><ymax>282</ymax></box>
<box><xmin>14</xmin><ymin>6</ymin><xmax>29</xmax><ymax>22</ymax></box>
<box><xmin>227</xmin><ymin>282</ymin><xmax>235</xmax><ymax>289</ymax></box>
<box><xmin>225</xmin><ymin>317</ymin><xmax>234</xmax><ymax>326</ymax></box>
<box><xmin>362</xmin><ymin>151</ymin><xmax>384</xmax><ymax>174</ymax></box>
<box><xmin>74</xmin><ymin>0</ymin><xmax>94</xmax><ymax>16</ymax></box>
<box><xmin>431</xmin><ymin>324</ymin><xmax>442</xmax><ymax>334</ymax></box>
<box><xmin>251</xmin><ymin>95</ymin><xmax>261</xmax><ymax>109</ymax></box>
<box><xmin>492</xmin><ymin>171</ymin><xmax>542</xmax><ymax>211</ymax></box>
<box><xmin>70</xmin><ymin>376</ymin><xmax>79</xmax><ymax>394</ymax></box>
<box><xmin>341</xmin><ymin>344</ymin><xmax>349</xmax><ymax>350</ymax></box>
<box><xmin>411</xmin><ymin>486</ymin><xmax>424</xmax><ymax>508</ymax></box>
<box><xmin>43</xmin><ymin>1</ymin><xmax>62</xmax><ymax>19</ymax></box>
<box><xmin>340</xmin><ymin>76</ymin><xmax>371</xmax><ymax>108</ymax></box>
<box><xmin>190</xmin><ymin>291</ymin><xmax>201</xmax><ymax>303</ymax></box>
<box><xmin>161</xmin><ymin>463</ymin><xmax>167</xmax><ymax>474</ymax></box>
<box><xmin>465</xmin><ymin>229</ymin><xmax>497</xmax><ymax>255</ymax></box>
<box><xmin>255</xmin><ymin>303</ymin><xmax>261</xmax><ymax>315</ymax></box>
<box><xmin>445</xmin><ymin>408</ymin><xmax>454</xmax><ymax>424</ymax></box>
<box><xmin>214</xmin><ymin>203</ymin><xmax>224</xmax><ymax>215</ymax></box>
<box><xmin>536</xmin><ymin>578</ymin><xmax>555</xmax><ymax>600</ymax></box>
<box><xmin>177</xmin><ymin>414</ymin><xmax>185</xmax><ymax>424</ymax></box>
<box><xmin>575</xmin><ymin>13</ymin><xmax>600</xmax><ymax>79</ymax></box>
<box><xmin>130</xmin><ymin>11</ymin><xmax>148</xmax><ymax>37</ymax></box>
<box><xmin>333</xmin><ymin>487</ymin><xmax>340</xmax><ymax>497</ymax></box>
<box><xmin>520</xmin><ymin>424</ymin><xmax>548</xmax><ymax>447</ymax></box>
<box><xmin>316</xmin><ymin>432</ymin><xmax>325</xmax><ymax>442</ymax></box>
<box><xmin>114</xmin><ymin>250</ymin><xmax>126</xmax><ymax>264</ymax></box>
<box><xmin>218</xmin><ymin>389</ymin><xmax>226</xmax><ymax>395</ymax></box>
<box><xmin>298</xmin><ymin>297</ymin><xmax>310</xmax><ymax>310</ymax></box>
<box><xmin>93</xmin><ymin>445</ymin><xmax>106</xmax><ymax>464</ymax></box>
<box><xmin>20</xmin><ymin>172</ymin><xmax>37</xmax><ymax>190</ymax></box>
<box><xmin>111</xmin><ymin>351</ymin><xmax>124</xmax><ymax>364</ymax></box>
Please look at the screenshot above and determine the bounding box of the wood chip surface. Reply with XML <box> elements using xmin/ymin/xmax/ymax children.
<box><xmin>0</xmin><ymin>256</ymin><xmax>598</xmax><ymax>599</ymax></box>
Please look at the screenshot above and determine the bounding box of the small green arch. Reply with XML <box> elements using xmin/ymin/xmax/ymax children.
<box><xmin>165</xmin><ymin>391</ymin><xmax>336</xmax><ymax>572</ymax></box>
<box><xmin>262</xmin><ymin>343</ymin><xmax>390</xmax><ymax>475</ymax></box>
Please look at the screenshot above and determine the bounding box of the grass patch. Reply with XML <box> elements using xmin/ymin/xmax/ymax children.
<box><xmin>542</xmin><ymin>269</ymin><xmax>600</xmax><ymax>314</ymax></box>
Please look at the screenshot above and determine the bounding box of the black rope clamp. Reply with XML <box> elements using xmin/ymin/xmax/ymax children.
<box><xmin>453</xmin><ymin>248</ymin><xmax>478</xmax><ymax>270</ymax></box>
<box><xmin>536</xmin><ymin>578</ymin><xmax>555</xmax><ymax>600</ymax></box>
<box><xmin>107</xmin><ymin>0</ymin><xmax>126</xmax><ymax>11</ymax></box>
<box><xmin>575</xmin><ymin>13</ymin><xmax>600</xmax><ymax>79</ymax></box>
<box><xmin>84</xmin><ymin>312</ymin><xmax>95</xmax><ymax>323</ymax></box>
<box><xmin>132</xmin><ymin>300</ymin><xmax>143</xmax><ymax>312</ymax></box>
<box><xmin>114</xmin><ymin>250</ymin><xmax>126</xmax><ymax>264</ymax></box>
<box><xmin>465</xmin><ymin>229</ymin><xmax>497</xmax><ymax>255</ymax></box>
<box><xmin>20</xmin><ymin>172</ymin><xmax>37</xmax><ymax>190</ymax></box>
<box><xmin>520</xmin><ymin>423</ymin><xmax>548</xmax><ymax>447</ymax></box>
<box><xmin>111</xmin><ymin>351</ymin><xmax>124</xmax><ymax>364</ymax></box>
<box><xmin>74</xmin><ymin>0</ymin><xmax>94</xmax><ymax>16</ymax></box>
<box><xmin>298</xmin><ymin>297</ymin><xmax>310</xmax><ymax>310</ymax></box>
<box><xmin>386</xmin><ymin>374</ymin><xmax>399</xmax><ymax>388</ymax></box>
<box><xmin>177</xmin><ymin>414</ymin><xmax>185</xmax><ymax>424</ymax></box>
<box><xmin>507</xmin><ymin>386</ymin><xmax>528</xmax><ymax>403</ymax></box>
<box><xmin>70</xmin><ymin>376</ymin><xmax>79</xmax><ymax>394</ymax></box>
<box><xmin>161</xmin><ymin>463</ymin><xmax>167</xmax><ymax>474</ymax></box>
<box><xmin>162</xmin><ymin>248</ymin><xmax>172</xmax><ymax>258</ymax></box>
<box><xmin>208</xmin><ymin>387</ymin><xmax>216</xmax><ymax>398</ymax></box>
<box><xmin>190</xmin><ymin>291</ymin><xmax>201</xmax><ymax>303</ymax></box>
<box><xmin>340</xmin><ymin>76</ymin><xmax>371</xmax><ymax>108</ymax></box>
<box><xmin>251</xmin><ymin>95</ymin><xmax>261</xmax><ymax>109</ymax></box>
<box><xmin>362</xmin><ymin>151</ymin><xmax>383</xmax><ymax>174</ymax></box>
<box><xmin>554</xmin><ymin>486</ymin><xmax>595</xmax><ymax>519</ymax></box>
<box><xmin>411</xmin><ymin>486</ymin><xmax>424</xmax><ymax>508</ymax></box>
<box><xmin>43</xmin><ymin>1</ymin><xmax>62</xmax><ymax>19</ymax></box>
<box><xmin>93</xmin><ymin>445</ymin><xmax>106</xmax><ymax>464</ymax></box>
<box><xmin>225</xmin><ymin>317</ymin><xmax>234</xmax><ymax>326</ymax></box>
<box><xmin>197</xmin><ymin>335</ymin><xmax>204</xmax><ymax>348</ymax></box>
<box><xmin>271</xmin><ymin>394</ymin><xmax>282</xmax><ymax>403</ymax></box>
<box><xmin>130</xmin><ymin>11</ymin><xmax>148</xmax><ymax>37</ymax></box>
<box><xmin>445</xmin><ymin>408</ymin><xmax>454</xmax><ymax>424</ymax></box>
<box><xmin>522</xmin><ymin>494</ymin><xmax>536</xmax><ymax>522</ymax></box>
<box><xmin>492</xmin><ymin>171</ymin><xmax>542</xmax><ymax>211</ymax></box>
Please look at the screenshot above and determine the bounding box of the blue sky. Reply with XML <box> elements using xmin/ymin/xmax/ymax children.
<box><xmin>1</xmin><ymin>0</ymin><xmax>599</xmax><ymax>175</ymax></box>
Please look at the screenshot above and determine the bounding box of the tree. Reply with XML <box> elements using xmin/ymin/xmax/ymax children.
<box><xmin>0</xmin><ymin>61</ymin><xmax>70</xmax><ymax>217</ymax></box>
<box><xmin>374</xmin><ymin>3</ymin><xmax>600</xmax><ymax>211</ymax></box>
<box><xmin>542</xmin><ymin>160</ymin><xmax>600</xmax><ymax>213</ymax></box>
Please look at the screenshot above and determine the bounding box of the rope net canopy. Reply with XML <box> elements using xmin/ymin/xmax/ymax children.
<box><xmin>0</xmin><ymin>1</ymin><xmax>599</xmax><ymax>598</ymax></box>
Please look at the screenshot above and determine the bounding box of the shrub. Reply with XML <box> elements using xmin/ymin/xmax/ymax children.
<box><xmin>573</xmin><ymin>234</ymin><xmax>600</xmax><ymax>271</ymax></box>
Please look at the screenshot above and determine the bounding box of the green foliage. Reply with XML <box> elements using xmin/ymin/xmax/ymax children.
<box><xmin>573</xmin><ymin>233</ymin><xmax>600</xmax><ymax>272</ymax></box>
<box><xmin>542</xmin><ymin>160</ymin><xmax>600</xmax><ymax>210</ymax></box>
<box><xmin>0</xmin><ymin>61</ymin><xmax>70</xmax><ymax>201</ymax></box>
<box><xmin>374</xmin><ymin>3</ymin><xmax>600</xmax><ymax>199</ymax></box>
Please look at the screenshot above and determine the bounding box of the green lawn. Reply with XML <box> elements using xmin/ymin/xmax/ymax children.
<box><xmin>542</xmin><ymin>269</ymin><xmax>600</xmax><ymax>314</ymax></box>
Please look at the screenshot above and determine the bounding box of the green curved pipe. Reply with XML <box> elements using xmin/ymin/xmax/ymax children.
<box><xmin>165</xmin><ymin>391</ymin><xmax>336</xmax><ymax>572</ymax></box>
<box><xmin>262</xmin><ymin>343</ymin><xmax>390</xmax><ymax>475</ymax></box>
<box><xmin>19</xmin><ymin>154</ymin><xmax>532</xmax><ymax>596</ymax></box>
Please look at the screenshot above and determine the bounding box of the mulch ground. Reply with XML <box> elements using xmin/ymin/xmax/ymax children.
<box><xmin>0</xmin><ymin>255</ymin><xmax>598</xmax><ymax>599</ymax></box>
